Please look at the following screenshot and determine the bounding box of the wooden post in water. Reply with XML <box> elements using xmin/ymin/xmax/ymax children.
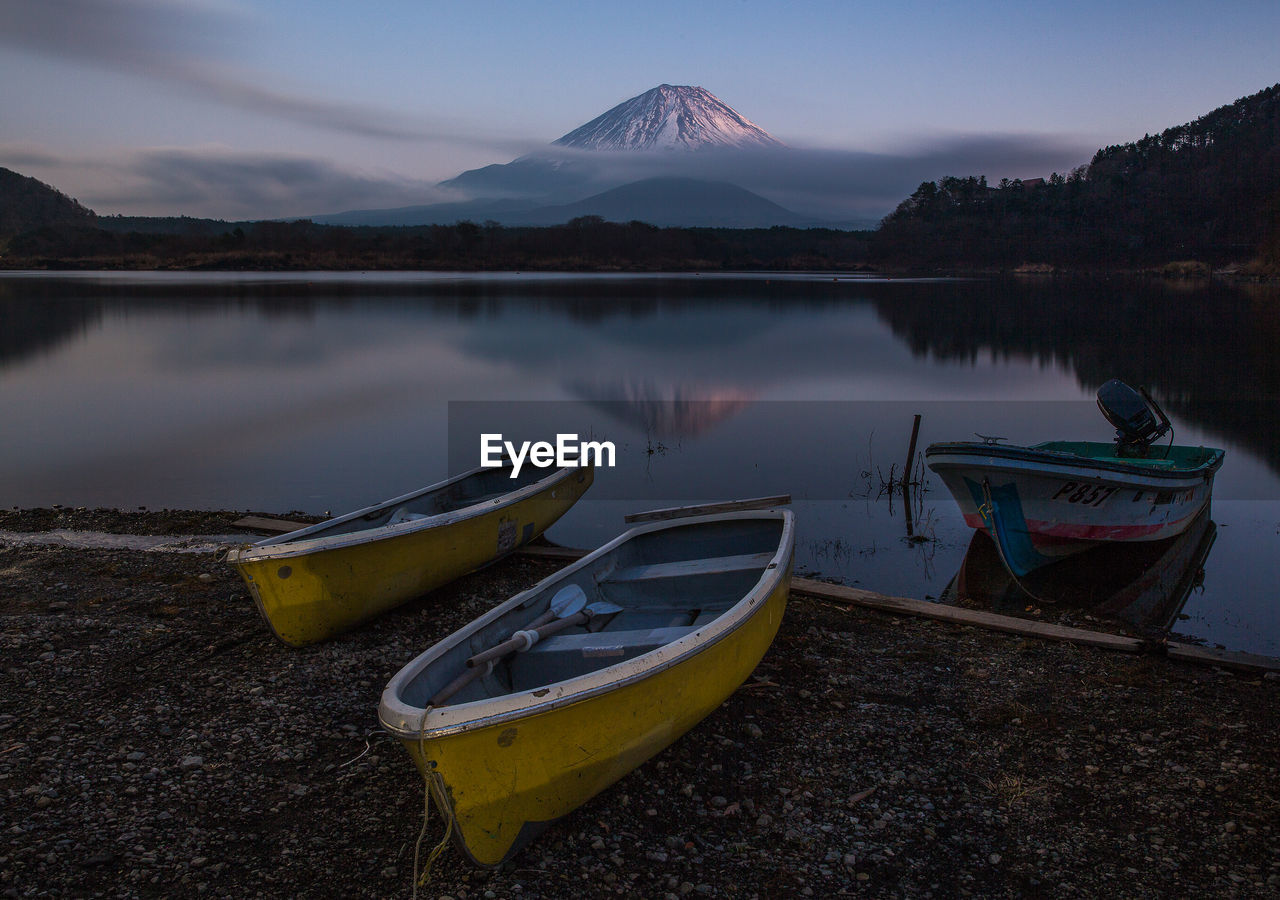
<box><xmin>903</xmin><ymin>414</ymin><xmax>922</xmax><ymax>537</ymax></box>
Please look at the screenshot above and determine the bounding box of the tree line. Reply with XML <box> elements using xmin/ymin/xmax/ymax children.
<box><xmin>0</xmin><ymin>217</ymin><xmax>873</xmax><ymax>272</ymax></box>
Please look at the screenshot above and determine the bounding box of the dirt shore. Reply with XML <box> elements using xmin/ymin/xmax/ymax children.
<box><xmin>1</xmin><ymin>508</ymin><xmax>1277</xmax><ymax>899</ymax></box>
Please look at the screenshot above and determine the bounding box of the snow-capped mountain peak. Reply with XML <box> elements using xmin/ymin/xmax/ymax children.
<box><xmin>553</xmin><ymin>85</ymin><xmax>782</xmax><ymax>151</ymax></box>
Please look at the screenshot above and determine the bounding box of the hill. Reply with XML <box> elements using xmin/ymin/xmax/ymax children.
<box><xmin>872</xmin><ymin>84</ymin><xmax>1280</xmax><ymax>269</ymax></box>
<box><xmin>0</xmin><ymin>167</ymin><xmax>96</xmax><ymax>236</ymax></box>
<box><xmin>511</xmin><ymin>177</ymin><xmax>811</xmax><ymax>228</ymax></box>
<box><xmin>318</xmin><ymin>175</ymin><xmax>814</xmax><ymax>229</ymax></box>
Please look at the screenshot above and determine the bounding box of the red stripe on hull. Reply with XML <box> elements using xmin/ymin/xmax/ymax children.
<box><xmin>961</xmin><ymin>509</ymin><xmax>1199</xmax><ymax>544</ymax></box>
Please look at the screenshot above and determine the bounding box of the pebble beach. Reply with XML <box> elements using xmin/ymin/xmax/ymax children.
<box><xmin>1</xmin><ymin>508</ymin><xmax>1277</xmax><ymax>898</ymax></box>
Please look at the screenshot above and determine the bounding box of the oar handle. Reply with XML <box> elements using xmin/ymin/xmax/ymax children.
<box><xmin>465</xmin><ymin>611</ymin><xmax>588</xmax><ymax>669</ymax></box>
<box><xmin>429</xmin><ymin>659</ymin><xmax>494</xmax><ymax>707</ymax></box>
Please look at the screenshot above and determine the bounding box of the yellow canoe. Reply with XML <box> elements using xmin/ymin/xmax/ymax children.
<box><xmin>378</xmin><ymin>509</ymin><xmax>794</xmax><ymax>867</ymax></box>
<box><xmin>227</xmin><ymin>463</ymin><xmax>593</xmax><ymax>647</ymax></box>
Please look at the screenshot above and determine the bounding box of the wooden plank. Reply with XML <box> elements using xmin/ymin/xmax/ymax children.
<box><xmin>1166</xmin><ymin>642</ymin><xmax>1280</xmax><ymax>674</ymax></box>
<box><xmin>516</xmin><ymin>545</ymin><xmax>590</xmax><ymax>561</ymax></box>
<box><xmin>790</xmin><ymin>576</ymin><xmax>1145</xmax><ymax>653</ymax></box>
<box><xmin>232</xmin><ymin>515</ymin><xmax>314</xmax><ymax>534</ymax></box>
<box><xmin>623</xmin><ymin>495</ymin><xmax>792</xmax><ymax>524</ymax></box>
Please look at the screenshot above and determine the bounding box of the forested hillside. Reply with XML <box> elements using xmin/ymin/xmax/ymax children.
<box><xmin>0</xmin><ymin>167</ymin><xmax>96</xmax><ymax>236</ymax></box>
<box><xmin>873</xmin><ymin>84</ymin><xmax>1280</xmax><ymax>269</ymax></box>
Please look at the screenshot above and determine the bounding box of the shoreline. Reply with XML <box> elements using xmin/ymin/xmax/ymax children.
<box><xmin>2</xmin><ymin>507</ymin><xmax>1278</xmax><ymax>897</ymax></box>
<box><xmin>1</xmin><ymin>258</ymin><xmax>1278</xmax><ymax>284</ymax></box>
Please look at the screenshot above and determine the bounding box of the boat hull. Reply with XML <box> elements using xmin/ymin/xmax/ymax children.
<box><xmin>227</xmin><ymin>465</ymin><xmax>593</xmax><ymax>646</ymax></box>
<box><xmin>379</xmin><ymin>510</ymin><xmax>794</xmax><ymax>867</ymax></box>
<box><xmin>927</xmin><ymin>441</ymin><xmax>1222</xmax><ymax>575</ymax></box>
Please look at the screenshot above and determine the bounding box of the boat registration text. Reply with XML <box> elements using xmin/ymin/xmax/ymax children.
<box><xmin>1051</xmin><ymin>482</ymin><xmax>1119</xmax><ymax>507</ymax></box>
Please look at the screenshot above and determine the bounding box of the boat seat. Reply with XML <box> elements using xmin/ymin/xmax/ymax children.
<box><xmin>601</xmin><ymin>552</ymin><xmax>775</xmax><ymax>583</ymax></box>
<box><xmin>387</xmin><ymin>506</ymin><xmax>430</xmax><ymax>525</ymax></box>
<box><xmin>612</xmin><ymin>602</ymin><xmax>735</xmax><ymax>629</ymax></box>
<box><xmin>508</xmin><ymin>625</ymin><xmax>697</xmax><ymax>692</ymax></box>
<box><xmin>692</xmin><ymin>608</ymin><xmax>730</xmax><ymax>626</ymax></box>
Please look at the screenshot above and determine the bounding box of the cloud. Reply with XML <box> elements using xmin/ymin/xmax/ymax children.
<box><xmin>463</xmin><ymin>132</ymin><xmax>1100</xmax><ymax>222</ymax></box>
<box><xmin>0</xmin><ymin>144</ymin><xmax>461</xmax><ymax>218</ymax></box>
<box><xmin>730</xmin><ymin>133</ymin><xmax>1098</xmax><ymax>219</ymax></box>
<box><xmin>0</xmin><ymin>0</ymin><xmax>480</xmax><ymax>143</ymax></box>
<box><xmin>2</xmin><ymin>129</ymin><xmax>1098</xmax><ymax>222</ymax></box>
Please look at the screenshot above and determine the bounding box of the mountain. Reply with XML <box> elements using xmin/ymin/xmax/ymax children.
<box><xmin>318</xmin><ymin>85</ymin><xmax>804</xmax><ymax>228</ymax></box>
<box><xmin>552</xmin><ymin>85</ymin><xmax>783</xmax><ymax>151</ymax></box>
<box><xmin>0</xmin><ymin>167</ymin><xmax>96</xmax><ymax>236</ymax></box>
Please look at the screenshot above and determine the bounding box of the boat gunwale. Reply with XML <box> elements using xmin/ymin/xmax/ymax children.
<box><xmin>377</xmin><ymin>508</ymin><xmax>795</xmax><ymax>740</ymax></box>
<box><xmin>925</xmin><ymin>441</ymin><xmax>1224</xmax><ymax>484</ymax></box>
<box><xmin>226</xmin><ymin>463</ymin><xmax>587</xmax><ymax>563</ymax></box>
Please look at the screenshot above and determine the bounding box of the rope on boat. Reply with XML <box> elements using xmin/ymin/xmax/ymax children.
<box><xmin>411</xmin><ymin>707</ymin><xmax>455</xmax><ymax>896</ymax></box>
<box><xmin>211</xmin><ymin>542</ymin><xmax>251</xmax><ymax>564</ymax></box>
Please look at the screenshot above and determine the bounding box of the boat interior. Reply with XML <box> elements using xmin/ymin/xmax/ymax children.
<box><xmin>399</xmin><ymin>516</ymin><xmax>788</xmax><ymax>709</ymax></box>
<box><xmin>277</xmin><ymin>463</ymin><xmax>554</xmax><ymax>542</ymax></box>
<box><xmin>1033</xmin><ymin>441</ymin><xmax>1223</xmax><ymax>470</ymax></box>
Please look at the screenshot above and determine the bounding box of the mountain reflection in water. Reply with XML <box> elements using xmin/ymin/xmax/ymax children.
<box><xmin>568</xmin><ymin>380</ymin><xmax>754</xmax><ymax>438</ymax></box>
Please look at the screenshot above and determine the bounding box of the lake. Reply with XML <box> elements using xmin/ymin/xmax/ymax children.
<box><xmin>2</xmin><ymin>271</ymin><xmax>1277</xmax><ymax>656</ymax></box>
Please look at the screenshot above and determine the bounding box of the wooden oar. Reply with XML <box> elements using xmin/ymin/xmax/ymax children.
<box><xmin>466</xmin><ymin>599</ymin><xmax>623</xmax><ymax>669</ymax></box>
<box><xmin>429</xmin><ymin>590</ymin><xmax>620</xmax><ymax>707</ymax></box>
<box><xmin>429</xmin><ymin>587</ymin><xmax>581</xmax><ymax>708</ymax></box>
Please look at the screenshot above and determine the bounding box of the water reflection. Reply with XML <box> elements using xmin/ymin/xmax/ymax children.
<box><xmin>0</xmin><ymin>271</ymin><xmax>1276</xmax><ymax>656</ymax></box>
<box><xmin>569</xmin><ymin>381</ymin><xmax>755</xmax><ymax>438</ymax></box>
<box><xmin>939</xmin><ymin>510</ymin><xmax>1218</xmax><ymax>641</ymax></box>
<box><xmin>0</xmin><ymin>281</ymin><xmax>104</xmax><ymax>369</ymax></box>
<box><xmin>5</xmin><ymin>275</ymin><xmax>1279</xmax><ymax>482</ymax></box>
<box><xmin>872</xmin><ymin>278</ymin><xmax>1280</xmax><ymax>477</ymax></box>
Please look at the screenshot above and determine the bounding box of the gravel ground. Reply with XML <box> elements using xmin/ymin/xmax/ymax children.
<box><xmin>1</xmin><ymin>508</ymin><xmax>1278</xmax><ymax>899</ymax></box>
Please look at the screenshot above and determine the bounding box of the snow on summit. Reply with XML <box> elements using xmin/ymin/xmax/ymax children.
<box><xmin>553</xmin><ymin>85</ymin><xmax>783</xmax><ymax>151</ymax></box>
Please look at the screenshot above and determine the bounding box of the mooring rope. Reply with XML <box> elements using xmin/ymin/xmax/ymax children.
<box><xmin>410</xmin><ymin>707</ymin><xmax>455</xmax><ymax>897</ymax></box>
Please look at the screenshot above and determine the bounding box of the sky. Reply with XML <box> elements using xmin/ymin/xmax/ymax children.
<box><xmin>2</xmin><ymin>0</ymin><xmax>1278</xmax><ymax>220</ymax></box>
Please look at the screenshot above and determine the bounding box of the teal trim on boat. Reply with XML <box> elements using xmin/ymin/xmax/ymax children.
<box><xmin>927</xmin><ymin>441</ymin><xmax>1225</xmax><ymax>482</ymax></box>
<box><xmin>1031</xmin><ymin>441</ymin><xmax>1224</xmax><ymax>474</ymax></box>
<box><xmin>962</xmin><ymin>477</ymin><xmax>1058</xmax><ymax>576</ymax></box>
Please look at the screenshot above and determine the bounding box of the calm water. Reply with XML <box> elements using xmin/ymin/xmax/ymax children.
<box><xmin>2</xmin><ymin>271</ymin><xmax>1278</xmax><ymax>656</ymax></box>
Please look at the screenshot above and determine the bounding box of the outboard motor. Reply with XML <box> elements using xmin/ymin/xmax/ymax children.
<box><xmin>1096</xmin><ymin>379</ymin><xmax>1172</xmax><ymax>457</ymax></box>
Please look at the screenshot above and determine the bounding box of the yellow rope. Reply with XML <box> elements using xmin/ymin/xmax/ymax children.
<box><xmin>410</xmin><ymin>707</ymin><xmax>455</xmax><ymax>897</ymax></box>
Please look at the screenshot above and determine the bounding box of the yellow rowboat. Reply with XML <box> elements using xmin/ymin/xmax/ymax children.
<box><xmin>227</xmin><ymin>463</ymin><xmax>593</xmax><ymax>647</ymax></box>
<box><xmin>378</xmin><ymin>509</ymin><xmax>795</xmax><ymax>867</ymax></box>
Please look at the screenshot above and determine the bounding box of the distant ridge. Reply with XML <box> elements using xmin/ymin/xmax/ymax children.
<box><xmin>553</xmin><ymin>85</ymin><xmax>782</xmax><ymax>151</ymax></box>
